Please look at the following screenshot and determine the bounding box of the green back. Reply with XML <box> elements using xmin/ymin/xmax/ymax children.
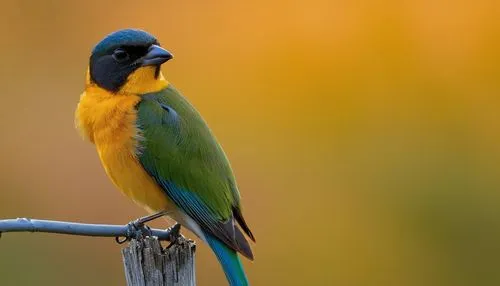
<box><xmin>136</xmin><ymin>85</ymin><xmax>254</xmax><ymax>259</ymax></box>
<box><xmin>137</xmin><ymin>85</ymin><xmax>239</xmax><ymax>218</ymax></box>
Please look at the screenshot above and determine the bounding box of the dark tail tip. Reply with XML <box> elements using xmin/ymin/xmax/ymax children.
<box><xmin>233</xmin><ymin>206</ymin><xmax>256</xmax><ymax>242</ymax></box>
<box><xmin>234</xmin><ymin>227</ymin><xmax>254</xmax><ymax>260</ymax></box>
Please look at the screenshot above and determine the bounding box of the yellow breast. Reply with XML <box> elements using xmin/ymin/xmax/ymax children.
<box><xmin>75</xmin><ymin>68</ymin><xmax>172</xmax><ymax>213</ymax></box>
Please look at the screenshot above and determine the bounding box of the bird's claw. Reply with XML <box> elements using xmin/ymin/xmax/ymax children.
<box><xmin>115</xmin><ymin>236</ymin><xmax>129</xmax><ymax>244</ymax></box>
<box><xmin>115</xmin><ymin>218</ymin><xmax>153</xmax><ymax>244</ymax></box>
<box><xmin>129</xmin><ymin>219</ymin><xmax>153</xmax><ymax>238</ymax></box>
<box><xmin>114</xmin><ymin>211</ymin><xmax>168</xmax><ymax>244</ymax></box>
<box><xmin>165</xmin><ymin>223</ymin><xmax>184</xmax><ymax>249</ymax></box>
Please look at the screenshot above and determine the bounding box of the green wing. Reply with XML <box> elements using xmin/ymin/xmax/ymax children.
<box><xmin>136</xmin><ymin>85</ymin><xmax>254</xmax><ymax>259</ymax></box>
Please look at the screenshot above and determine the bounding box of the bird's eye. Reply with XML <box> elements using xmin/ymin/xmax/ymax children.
<box><xmin>112</xmin><ymin>49</ymin><xmax>129</xmax><ymax>62</ymax></box>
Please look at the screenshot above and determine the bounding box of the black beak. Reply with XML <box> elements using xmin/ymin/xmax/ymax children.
<box><xmin>141</xmin><ymin>45</ymin><xmax>173</xmax><ymax>67</ymax></box>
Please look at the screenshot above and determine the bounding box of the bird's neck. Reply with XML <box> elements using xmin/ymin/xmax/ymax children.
<box><xmin>84</xmin><ymin>67</ymin><xmax>169</xmax><ymax>96</ymax></box>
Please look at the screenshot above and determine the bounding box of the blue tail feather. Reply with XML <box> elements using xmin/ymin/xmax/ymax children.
<box><xmin>205</xmin><ymin>232</ymin><xmax>249</xmax><ymax>286</ymax></box>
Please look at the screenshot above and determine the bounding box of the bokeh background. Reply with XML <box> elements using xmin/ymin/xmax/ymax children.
<box><xmin>0</xmin><ymin>1</ymin><xmax>499</xmax><ymax>285</ymax></box>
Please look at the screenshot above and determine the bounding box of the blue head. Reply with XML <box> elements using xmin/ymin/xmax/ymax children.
<box><xmin>89</xmin><ymin>29</ymin><xmax>173</xmax><ymax>92</ymax></box>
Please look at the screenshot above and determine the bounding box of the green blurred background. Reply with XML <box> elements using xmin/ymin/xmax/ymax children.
<box><xmin>1</xmin><ymin>1</ymin><xmax>499</xmax><ymax>285</ymax></box>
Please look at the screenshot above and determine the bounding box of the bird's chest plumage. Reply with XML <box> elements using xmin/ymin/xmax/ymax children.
<box><xmin>76</xmin><ymin>89</ymin><xmax>172</xmax><ymax>213</ymax></box>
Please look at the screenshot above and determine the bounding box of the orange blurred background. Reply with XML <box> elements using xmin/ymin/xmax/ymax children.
<box><xmin>1</xmin><ymin>1</ymin><xmax>500</xmax><ymax>285</ymax></box>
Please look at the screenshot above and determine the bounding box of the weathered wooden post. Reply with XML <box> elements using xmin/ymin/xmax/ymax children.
<box><xmin>122</xmin><ymin>236</ymin><xmax>196</xmax><ymax>286</ymax></box>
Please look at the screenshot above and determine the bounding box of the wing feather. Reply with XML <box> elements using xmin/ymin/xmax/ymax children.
<box><xmin>136</xmin><ymin>86</ymin><xmax>254</xmax><ymax>259</ymax></box>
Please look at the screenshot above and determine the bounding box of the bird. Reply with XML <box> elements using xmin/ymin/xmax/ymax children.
<box><xmin>75</xmin><ymin>29</ymin><xmax>255</xmax><ymax>286</ymax></box>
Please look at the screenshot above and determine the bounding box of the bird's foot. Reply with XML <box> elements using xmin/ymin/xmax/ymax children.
<box><xmin>115</xmin><ymin>211</ymin><xmax>169</xmax><ymax>244</ymax></box>
<box><xmin>165</xmin><ymin>223</ymin><xmax>187</xmax><ymax>249</ymax></box>
<box><xmin>115</xmin><ymin>220</ymin><xmax>152</xmax><ymax>244</ymax></box>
